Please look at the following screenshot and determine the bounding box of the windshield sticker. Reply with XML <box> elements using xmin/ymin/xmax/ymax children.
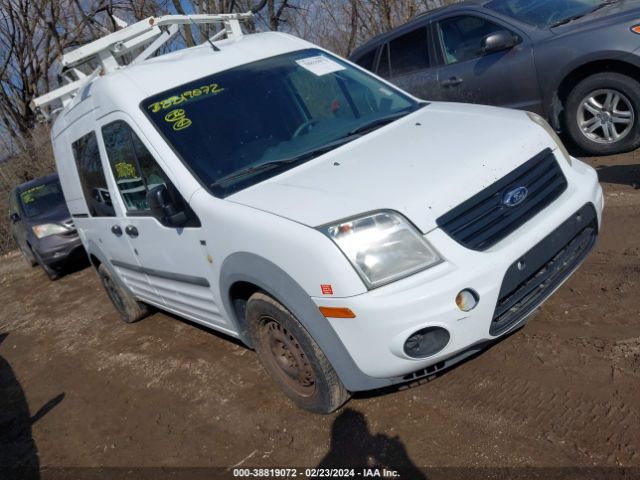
<box><xmin>114</xmin><ymin>162</ymin><xmax>137</xmax><ymax>179</ymax></box>
<box><xmin>296</xmin><ymin>56</ymin><xmax>345</xmax><ymax>76</ymax></box>
<box><xmin>379</xmin><ymin>87</ymin><xmax>393</xmax><ymax>96</ymax></box>
<box><xmin>165</xmin><ymin>109</ymin><xmax>192</xmax><ymax>131</ymax></box>
<box><xmin>147</xmin><ymin>83</ymin><xmax>224</xmax><ymax>113</ymax></box>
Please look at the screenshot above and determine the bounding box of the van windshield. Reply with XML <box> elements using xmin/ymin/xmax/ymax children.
<box><xmin>142</xmin><ymin>49</ymin><xmax>419</xmax><ymax>197</ymax></box>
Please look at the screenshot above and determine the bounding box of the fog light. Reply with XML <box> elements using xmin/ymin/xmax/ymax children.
<box><xmin>456</xmin><ymin>289</ymin><xmax>478</xmax><ymax>312</ymax></box>
<box><xmin>403</xmin><ymin>326</ymin><xmax>450</xmax><ymax>358</ymax></box>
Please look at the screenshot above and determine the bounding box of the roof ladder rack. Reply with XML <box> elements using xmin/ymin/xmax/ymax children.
<box><xmin>31</xmin><ymin>12</ymin><xmax>255</xmax><ymax>118</ymax></box>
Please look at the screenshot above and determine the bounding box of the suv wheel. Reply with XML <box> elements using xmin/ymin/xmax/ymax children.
<box><xmin>246</xmin><ymin>292</ymin><xmax>350</xmax><ymax>413</ymax></box>
<box><xmin>98</xmin><ymin>264</ymin><xmax>150</xmax><ymax>323</ymax></box>
<box><xmin>565</xmin><ymin>72</ymin><xmax>640</xmax><ymax>155</ymax></box>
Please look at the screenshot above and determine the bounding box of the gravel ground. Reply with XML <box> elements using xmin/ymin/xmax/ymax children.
<box><xmin>0</xmin><ymin>150</ymin><xmax>639</xmax><ymax>479</ymax></box>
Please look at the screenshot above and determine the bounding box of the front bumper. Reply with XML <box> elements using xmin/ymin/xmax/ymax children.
<box><xmin>35</xmin><ymin>232</ymin><xmax>85</xmax><ymax>266</ymax></box>
<box><xmin>314</xmin><ymin>157</ymin><xmax>603</xmax><ymax>382</ymax></box>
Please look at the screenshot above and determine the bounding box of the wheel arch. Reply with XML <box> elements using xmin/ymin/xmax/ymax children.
<box><xmin>551</xmin><ymin>58</ymin><xmax>640</xmax><ymax>129</ymax></box>
<box><xmin>219</xmin><ymin>251</ymin><xmax>391</xmax><ymax>392</ymax></box>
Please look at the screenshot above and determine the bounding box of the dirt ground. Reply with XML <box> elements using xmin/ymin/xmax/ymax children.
<box><xmin>0</xmin><ymin>150</ymin><xmax>639</xmax><ymax>479</ymax></box>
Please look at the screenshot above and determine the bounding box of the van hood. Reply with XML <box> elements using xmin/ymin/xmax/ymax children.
<box><xmin>227</xmin><ymin>102</ymin><xmax>558</xmax><ymax>233</ymax></box>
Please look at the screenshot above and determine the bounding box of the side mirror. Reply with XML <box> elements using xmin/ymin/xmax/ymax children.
<box><xmin>147</xmin><ymin>184</ymin><xmax>187</xmax><ymax>227</ymax></box>
<box><xmin>481</xmin><ymin>30</ymin><xmax>518</xmax><ymax>55</ymax></box>
<box><xmin>10</xmin><ymin>213</ymin><xmax>20</xmax><ymax>224</ymax></box>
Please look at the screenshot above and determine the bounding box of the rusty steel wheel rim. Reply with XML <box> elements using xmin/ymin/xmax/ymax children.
<box><xmin>261</xmin><ymin>317</ymin><xmax>315</xmax><ymax>397</ymax></box>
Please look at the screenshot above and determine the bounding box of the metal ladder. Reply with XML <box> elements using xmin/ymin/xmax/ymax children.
<box><xmin>31</xmin><ymin>12</ymin><xmax>255</xmax><ymax>118</ymax></box>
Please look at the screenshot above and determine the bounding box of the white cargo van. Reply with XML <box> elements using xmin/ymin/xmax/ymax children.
<box><xmin>33</xmin><ymin>12</ymin><xmax>603</xmax><ymax>413</ymax></box>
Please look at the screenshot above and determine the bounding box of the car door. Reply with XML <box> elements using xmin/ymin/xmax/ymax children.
<box><xmin>376</xmin><ymin>24</ymin><xmax>441</xmax><ymax>101</ymax></box>
<box><xmin>68</xmin><ymin>128</ymin><xmax>156</xmax><ymax>302</ymax></box>
<box><xmin>99</xmin><ymin>115</ymin><xmax>228</xmax><ymax>330</ymax></box>
<box><xmin>432</xmin><ymin>13</ymin><xmax>542</xmax><ymax>112</ymax></box>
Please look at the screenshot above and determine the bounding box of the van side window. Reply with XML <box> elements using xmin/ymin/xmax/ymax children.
<box><xmin>101</xmin><ymin>120</ymin><xmax>171</xmax><ymax>212</ymax></box>
<box><xmin>72</xmin><ymin>131</ymin><xmax>115</xmax><ymax>217</ymax></box>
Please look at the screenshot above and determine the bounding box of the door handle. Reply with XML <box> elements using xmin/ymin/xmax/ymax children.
<box><xmin>111</xmin><ymin>225</ymin><xmax>123</xmax><ymax>236</ymax></box>
<box><xmin>441</xmin><ymin>76</ymin><xmax>463</xmax><ymax>88</ymax></box>
<box><xmin>125</xmin><ymin>225</ymin><xmax>139</xmax><ymax>238</ymax></box>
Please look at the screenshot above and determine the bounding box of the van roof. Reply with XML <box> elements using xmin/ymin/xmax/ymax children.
<box><xmin>51</xmin><ymin>31</ymin><xmax>314</xmax><ymax>135</ymax></box>
<box><xmin>115</xmin><ymin>31</ymin><xmax>311</xmax><ymax>97</ymax></box>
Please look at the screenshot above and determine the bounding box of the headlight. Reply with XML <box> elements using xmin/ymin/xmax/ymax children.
<box><xmin>320</xmin><ymin>211</ymin><xmax>442</xmax><ymax>289</ymax></box>
<box><xmin>527</xmin><ymin>111</ymin><xmax>572</xmax><ymax>165</ymax></box>
<box><xmin>32</xmin><ymin>223</ymin><xmax>69</xmax><ymax>239</ymax></box>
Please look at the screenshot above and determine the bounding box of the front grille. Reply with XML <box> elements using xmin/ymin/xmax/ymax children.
<box><xmin>491</xmin><ymin>204</ymin><xmax>598</xmax><ymax>336</ymax></box>
<box><xmin>437</xmin><ymin>149</ymin><xmax>567</xmax><ymax>251</ymax></box>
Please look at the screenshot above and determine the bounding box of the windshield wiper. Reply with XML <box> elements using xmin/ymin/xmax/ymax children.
<box><xmin>549</xmin><ymin>0</ymin><xmax>617</xmax><ymax>27</ymax></box>
<box><xmin>347</xmin><ymin>109</ymin><xmax>415</xmax><ymax>136</ymax></box>
<box><xmin>210</xmin><ymin>135</ymin><xmax>360</xmax><ymax>188</ymax></box>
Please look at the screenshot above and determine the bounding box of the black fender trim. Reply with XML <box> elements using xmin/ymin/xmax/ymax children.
<box><xmin>219</xmin><ymin>252</ymin><xmax>393</xmax><ymax>392</ymax></box>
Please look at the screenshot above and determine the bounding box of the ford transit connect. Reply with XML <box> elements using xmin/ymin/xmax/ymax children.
<box><xmin>33</xmin><ymin>13</ymin><xmax>603</xmax><ymax>413</ymax></box>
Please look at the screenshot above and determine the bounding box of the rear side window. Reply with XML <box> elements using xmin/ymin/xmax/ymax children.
<box><xmin>72</xmin><ymin>131</ymin><xmax>115</xmax><ymax>217</ymax></box>
<box><xmin>377</xmin><ymin>44</ymin><xmax>391</xmax><ymax>78</ymax></box>
<box><xmin>389</xmin><ymin>27</ymin><xmax>430</xmax><ymax>75</ymax></box>
<box><xmin>355</xmin><ymin>49</ymin><xmax>377</xmax><ymax>71</ymax></box>
<box><xmin>101</xmin><ymin>120</ymin><xmax>171</xmax><ymax>212</ymax></box>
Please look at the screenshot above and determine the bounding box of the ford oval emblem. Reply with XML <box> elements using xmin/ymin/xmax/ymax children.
<box><xmin>503</xmin><ymin>186</ymin><xmax>528</xmax><ymax>207</ymax></box>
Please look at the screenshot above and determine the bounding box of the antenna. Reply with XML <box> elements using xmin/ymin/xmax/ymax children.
<box><xmin>187</xmin><ymin>14</ymin><xmax>220</xmax><ymax>52</ymax></box>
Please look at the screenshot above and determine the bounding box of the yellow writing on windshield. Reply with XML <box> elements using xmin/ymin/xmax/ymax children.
<box><xmin>147</xmin><ymin>83</ymin><xmax>224</xmax><ymax>113</ymax></box>
<box><xmin>164</xmin><ymin>109</ymin><xmax>192</xmax><ymax>131</ymax></box>
<box><xmin>20</xmin><ymin>185</ymin><xmax>46</xmax><ymax>204</ymax></box>
<box><xmin>114</xmin><ymin>162</ymin><xmax>137</xmax><ymax>179</ymax></box>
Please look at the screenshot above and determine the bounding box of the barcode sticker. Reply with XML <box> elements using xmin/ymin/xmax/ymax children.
<box><xmin>296</xmin><ymin>55</ymin><xmax>345</xmax><ymax>76</ymax></box>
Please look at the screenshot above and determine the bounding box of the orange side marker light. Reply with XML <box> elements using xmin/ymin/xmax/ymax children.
<box><xmin>319</xmin><ymin>307</ymin><xmax>356</xmax><ymax>319</ymax></box>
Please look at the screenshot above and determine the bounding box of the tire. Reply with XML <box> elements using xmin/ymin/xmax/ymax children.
<box><xmin>98</xmin><ymin>264</ymin><xmax>150</xmax><ymax>323</ymax></box>
<box><xmin>246</xmin><ymin>292</ymin><xmax>350</xmax><ymax>413</ymax></box>
<box><xmin>565</xmin><ymin>72</ymin><xmax>640</xmax><ymax>155</ymax></box>
<box><xmin>33</xmin><ymin>250</ymin><xmax>60</xmax><ymax>281</ymax></box>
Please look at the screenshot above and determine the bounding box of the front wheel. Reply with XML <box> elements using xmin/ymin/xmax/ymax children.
<box><xmin>19</xmin><ymin>242</ymin><xmax>38</xmax><ymax>267</ymax></box>
<box><xmin>565</xmin><ymin>72</ymin><xmax>640</xmax><ymax>155</ymax></box>
<box><xmin>246</xmin><ymin>292</ymin><xmax>350</xmax><ymax>413</ymax></box>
